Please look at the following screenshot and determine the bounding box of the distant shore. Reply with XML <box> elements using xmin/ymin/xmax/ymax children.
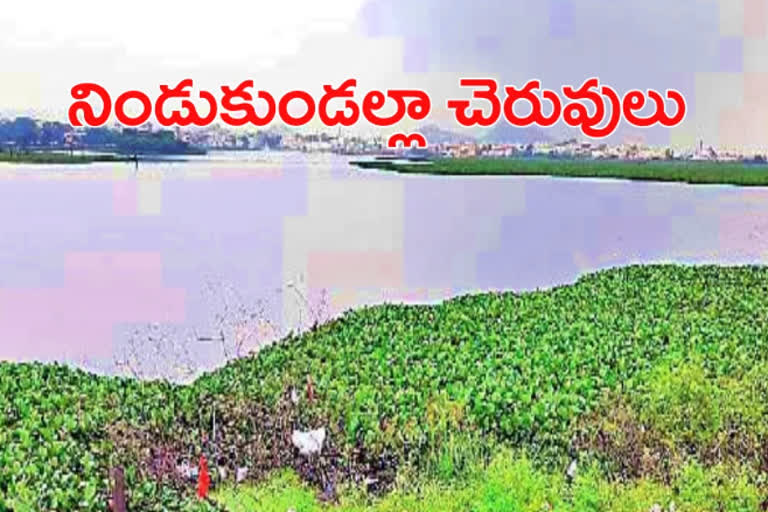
<box><xmin>352</xmin><ymin>157</ymin><xmax>768</xmax><ymax>186</ymax></box>
<box><xmin>0</xmin><ymin>151</ymin><xmax>135</xmax><ymax>164</ymax></box>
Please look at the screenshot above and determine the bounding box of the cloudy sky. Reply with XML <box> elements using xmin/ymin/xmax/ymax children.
<box><xmin>1</xmin><ymin>0</ymin><xmax>766</xmax><ymax>149</ymax></box>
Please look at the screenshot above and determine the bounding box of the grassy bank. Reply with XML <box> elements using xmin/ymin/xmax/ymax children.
<box><xmin>0</xmin><ymin>151</ymin><xmax>132</xmax><ymax>164</ymax></box>
<box><xmin>2</xmin><ymin>265</ymin><xmax>768</xmax><ymax>510</ymax></box>
<box><xmin>352</xmin><ymin>158</ymin><xmax>768</xmax><ymax>186</ymax></box>
<box><xmin>216</xmin><ymin>454</ymin><xmax>764</xmax><ymax>512</ymax></box>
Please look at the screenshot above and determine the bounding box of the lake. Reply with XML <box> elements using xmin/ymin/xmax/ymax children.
<box><xmin>1</xmin><ymin>151</ymin><xmax>766</xmax><ymax>380</ymax></box>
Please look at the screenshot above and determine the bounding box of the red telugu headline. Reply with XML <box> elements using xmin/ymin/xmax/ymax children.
<box><xmin>68</xmin><ymin>78</ymin><xmax>686</xmax><ymax>148</ymax></box>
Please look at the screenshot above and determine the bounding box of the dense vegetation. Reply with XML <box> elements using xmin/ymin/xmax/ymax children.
<box><xmin>0</xmin><ymin>117</ymin><xmax>205</xmax><ymax>156</ymax></box>
<box><xmin>0</xmin><ymin>116</ymin><xmax>287</xmax><ymax>155</ymax></box>
<box><xmin>216</xmin><ymin>453</ymin><xmax>765</xmax><ymax>512</ymax></box>
<box><xmin>2</xmin><ymin>265</ymin><xmax>768</xmax><ymax>510</ymax></box>
<box><xmin>218</xmin><ymin>355</ymin><xmax>768</xmax><ymax>511</ymax></box>
<box><xmin>353</xmin><ymin>157</ymin><xmax>768</xmax><ymax>186</ymax></box>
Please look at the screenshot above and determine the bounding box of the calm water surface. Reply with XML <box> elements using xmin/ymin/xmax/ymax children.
<box><xmin>1</xmin><ymin>151</ymin><xmax>766</xmax><ymax>379</ymax></box>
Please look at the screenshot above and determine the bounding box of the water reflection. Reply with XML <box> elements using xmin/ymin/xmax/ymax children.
<box><xmin>1</xmin><ymin>153</ymin><xmax>766</xmax><ymax>379</ymax></box>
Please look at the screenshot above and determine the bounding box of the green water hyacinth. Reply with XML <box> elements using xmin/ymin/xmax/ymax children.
<box><xmin>2</xmin><ymin>264</ymin><xmax>768</xmax><ymax>510</ymax></box>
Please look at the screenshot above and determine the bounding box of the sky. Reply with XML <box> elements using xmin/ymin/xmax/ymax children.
<box><xmin>1</xmin><ymin>0</ymin><xmax>767</xmax><ymax>150</ymax></box>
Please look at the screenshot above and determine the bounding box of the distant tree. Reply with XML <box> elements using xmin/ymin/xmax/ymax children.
<box><xmin>524</xmin><ymin>143</ymin><xmax>534</xmax><ymax>156</ymax></box>
<box><xmin>40</xmin><ymin>121</ymin><xmax>70</xmax><ymax>146</ymax></box>
<box><xmin>255</xmin><ymin>131</ymin><xmax>282</xmax><ymax>149</ymax></box>
<box><xmin>6</xmin><ymin>117</ymin><xmax>39</xmax><ymax>149</ymax></box>
<box><xmin>153</xmin><ymin>130</ymin><xmax>176</xmax><ymax>142</ymax></box>
<box><xmin>82</xmin><ymin>127</ymin><xmax>118</xmax><ymax>146</ymax></box>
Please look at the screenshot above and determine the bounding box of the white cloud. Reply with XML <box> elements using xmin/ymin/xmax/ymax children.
<box><xmin>1</xmin><ymin>0</ymin><xmax>366</xmax><ymax>66</ymax></box>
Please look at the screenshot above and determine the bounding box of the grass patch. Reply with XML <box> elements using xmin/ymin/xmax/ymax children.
<box><xmin>0</xmin><ymin>151</ymin><xmax>131</xmax><ymax>164</ymax></box>
<box><xmin>215</xmin><ymin>453</ymin><xmax>764</xmax><ymax>512</ymax></box>
<box><xmin>352</xmin><ymin>158</ymin><xmax>768</xmax><ymax>186</ymax></box>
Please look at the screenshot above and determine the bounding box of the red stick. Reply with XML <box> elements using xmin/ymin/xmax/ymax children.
<box><xmin>197</xmin><ymin>454</ymin><xmax>211</xmax><ymax>499</ymax></box>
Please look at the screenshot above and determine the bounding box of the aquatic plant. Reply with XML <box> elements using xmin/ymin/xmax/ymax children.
<box><xmin>2</xmin><ymin>265</ymin><xmax>768</xmax><ymax>510</ymax></box>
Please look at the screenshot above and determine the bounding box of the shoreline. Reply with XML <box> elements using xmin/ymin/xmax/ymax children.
<box><xmin>352</xmin><ymin>157</ymin><xmax>768</xmax><ymax>186</ymax></box>
<box><xmin>0</xmin><ymin>151</ymin><xmax>135</xmax><ymax>164</ymax></box>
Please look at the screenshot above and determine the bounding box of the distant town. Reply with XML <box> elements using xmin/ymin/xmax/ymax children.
<box><xmin>0</xmin><ymin>116</ymin><xmax>766</xmax><ymax>164</ymax></box>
